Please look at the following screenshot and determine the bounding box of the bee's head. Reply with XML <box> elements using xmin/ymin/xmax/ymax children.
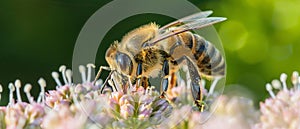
<box><xmin>105</xmin><ymin>42</ymin><xmax>133</xmax><ymax>75</ymax></box>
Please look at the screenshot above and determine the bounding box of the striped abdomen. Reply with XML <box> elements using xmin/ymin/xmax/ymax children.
<box><xmin>178</xmin><ymin>32</ymin><xmax>225</xmax><ymax>77</ymax></box>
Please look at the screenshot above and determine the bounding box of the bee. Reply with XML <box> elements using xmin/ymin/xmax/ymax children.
<box><xmin>94</xmin><ymin>11</ymin><xmax>226</xmax><ymax>111</ymax></box>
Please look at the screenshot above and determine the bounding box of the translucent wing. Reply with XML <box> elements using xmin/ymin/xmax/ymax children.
<box><xmin>159</xmin><ymin>10</ymin><xmax>213</xmax><ymax>32</ymax></box>
<box><xmin>146</xmin><ymin>16</ymin><xmax>226</xmax><ymax>46</ymax></box>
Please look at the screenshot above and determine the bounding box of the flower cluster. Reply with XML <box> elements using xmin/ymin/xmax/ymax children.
<box><xmin>1</xmin><ymin>64</ymin><xmax>223</xmax><ymax>129</ymax></box>
<box><xmin>203</xmin><ymin>95</ymin><xmax>259</xmax><ymax>129</ymax></box>
<box><xmin>0</xmin><ymin>80</ymin><xmax>46</xmax><ymax>129</ymax></box>
<box><xmin>255</xmin><ymin>72</ymin><xmax>300</xmax><ymax>129</ymax></box>
<box><xmin>3</xmin><ymin>64</ymin><xmax>299</xmax><ymax>129</ymax></box>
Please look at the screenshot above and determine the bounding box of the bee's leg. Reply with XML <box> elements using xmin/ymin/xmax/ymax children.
<box><xmin>123</xmin><ymin>75</ymin><xmax>133</xmax><ymax>94</ymax></box>
<box><xmin>136</xmin><ymin>63</ymin><xmax>143</xmax><ymax>88</ymax></box>
<box><xmin>160</xmin><ymin>62</ymin><xmax>177</xmax><ymax>99</ymax></box>
<box><xmin>93</xmin><ymin>66</ymin><xmax>111</xmax><ymax>85</ymax></box>
<box><xmin>141</xmin><ymin>77</ymin><xmax>149</xmax><ymax>89</ymax></box>
<box><xmin>136</xmin><ymin>63</ymin><xmax>149</xmax><ymax>89</ymax></box>
<box><xmin>169</xmin><ymin>61</ymin><xmax>178</xmax><ymax>90</ymax></box>
<box><xmin>160</xmin><ymin>60</ymin><xmax>170</xmax><ymax>98</ymax></box>
<box><xmin>187</xmin><ymin>58</ymin><xmax>205</xmax><ymax>111</ymax></box>
<box><xmin>177</xmin><ymin>56</ymin><xmax>205</xmax><ymax>112</ymax></box>
<box><xmin>136</xmin><ymin>77</ymin><xmax>149</xmax><ymax>89</ymax></box>
<box><xmin>100</xmin><ymin>71</ymin><xmax>117</xmax><ymax>94</ymax></box>
<box><xmin>165</xmin><ymin>70</ymin><xmax>177</xmax><ymax>96</ymax></box>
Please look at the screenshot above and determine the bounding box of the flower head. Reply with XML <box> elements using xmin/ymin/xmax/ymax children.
<box><xmin>0</xmin><ymin>63</ymin><xmax>227</xmax><ymax>129</ymax></box>
<box><xmin>0</xmin><ymin>79</ymin><xmax>46</xmax><ymax>129</ymax></box>
<box><xmin>203</xmin><ymin>95</ymin><xmax>259</xmax><ymax>129</ymax></box>
<box><xmin>255</xmin><ymin>72</ymin><xmax>300</xmax><ymax>129</ymax></box>
<box><xmin>42</xmin><ymin>104</ymin><xmax>86</xmax><ymax>129</ymax></box>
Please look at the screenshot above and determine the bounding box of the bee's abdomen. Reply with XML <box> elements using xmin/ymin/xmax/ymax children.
<box><xmin>179</xmin><ymin>32</ymin><xmax>225</xmax><ymax>77</ymax></box>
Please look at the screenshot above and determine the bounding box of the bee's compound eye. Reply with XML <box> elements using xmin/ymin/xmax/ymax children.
<box><xmin>116</xmin><ymin>53</ymin><xmax>133</xmax><ymax>75</ymax></box>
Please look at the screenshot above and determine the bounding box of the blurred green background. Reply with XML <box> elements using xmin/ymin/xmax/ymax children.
<box><xmin>1</xmin><ymin>0</ymin><xmax>300</xmax><ymax>106</ymax></box>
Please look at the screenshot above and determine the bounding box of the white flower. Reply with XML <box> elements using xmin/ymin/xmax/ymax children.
<box><xmin>203</xmin><ymin>95</ymin><xmax>259</xmax><ymax>129</ymax></box>
<box><xmin>255</xmin><ymin>72</ymin><xmax>300</xmax><ymax>129</ymax></box>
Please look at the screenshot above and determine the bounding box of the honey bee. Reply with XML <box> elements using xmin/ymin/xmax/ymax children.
<box><xmin>94</xmin><ymin>11</ymin><xmax>226</xmax><ymax>111</ymax></box>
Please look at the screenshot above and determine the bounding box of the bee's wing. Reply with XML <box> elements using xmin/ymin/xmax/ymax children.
<box><xmin>147</xmin><ymin>17</ymin><xmax>226</xmax><ymax>46</ymax></box>
<box><xmin>158</xmin><ymin>10</ymin><xmax>213</xmax><ymax>31</ymax></box>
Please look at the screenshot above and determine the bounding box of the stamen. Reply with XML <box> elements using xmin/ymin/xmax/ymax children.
<box><xmin>0</xmin><ymin>84</ymin><xmax>2</xmax><ymax>101</ymax></box>
<box><xmin>37</xmin><ymin>78</ymin><xmax>46</xmax><ymax>104</ymax></box>
<box><xmin>298</xmin><ymin>77</ymin><xmax>300</xmax><ymax>90</ymax></box>
<box><xmin>79</xmin><ymin>65</ymin><xmax>87</xmax><ymax>83</ymax></box>
<box><xmin>176</xmin><ymin>72</ymin><xmax>183</xmax><ymax>86</ymax></box>
<box><xmin>145</xmin><ymin>86</ymin><xmax>154</xmax><ymax>95</ymax></box>
<box><xmin>8</xmin><ymin>83</ymin><xmax>15</xmax><ymax>106</ymax></box>
<box><xmin>176</xmin><ymin>70</ymin><xmax>185</xmax><ymax>87</ymax></box>
<box><xmin>208</xmin><ymin>77</ymin><xmax>221</xmax><ymax>97</ymax></box>
<box><xmin>179</xmin><ymin>79</ymin><xmax>186</xmax><ymax>88</ymax></box>
<box><xmin>51</xmin><ymin>71</ymin><xmax>62</xmax><ymax>86</ymax></box>
<box><xmin>186</xmin><ymin>79</ymin><xmax>191</xmax><ymax>90</ymax></box>
<box><xmin>59</xmin><ymin>65</ymin><xmax>68</xmax><ymax>85</ymax></box>
<box><xmin>292</xmin><ymin>71</ymin><xmax>299</xmax><ymax>88</ymax></box>
<box><xmin>146</xmin><ymin>87</ymin><xmax>150</xmax><ymax>94</ymax></box>
<box><xmin>280</xmin><ymin>73</ymin><xmax>288</xmax><ymax>92</ymax></box>
<box><xmin>95</xmin><ymin>79</ymin><xmax>103</xmax><ymax>86</ymax></box>
<box><xmin>66</xmin><ymin>69</ymin><xmax>73</xmax><ymax>85</ymax></box>
<box><xmin>14</xmin><ymin>79</ymin><xmax>22</xmax><ymax>102</ymax></box>
<box><xmin>271</xmin><ymin>79</ymin><xmax>282</xmax><ymax>90</ymax></box>
<box><xmin>87</xmin><ymin>63</ymin><xmax>96</xmax><ymax>83</ymax></box>
<box><xmin>201</xmin><ymin>80</ymin><xmax>206</xmax><ymax>89</ymax></box>
<box><xmin>266</xmin><ymin>83</ymin><xmax>275</xmax><ymax>98</ymax></box>
<box><xmin>24</xmin><ymin>84</ymin><xmax>33</xmax><ymax>104</ymax></box>
<box><xmin>150</xmin><ymin>86</ymin><xmax>155</xmax><ymax>94</ymax></box>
